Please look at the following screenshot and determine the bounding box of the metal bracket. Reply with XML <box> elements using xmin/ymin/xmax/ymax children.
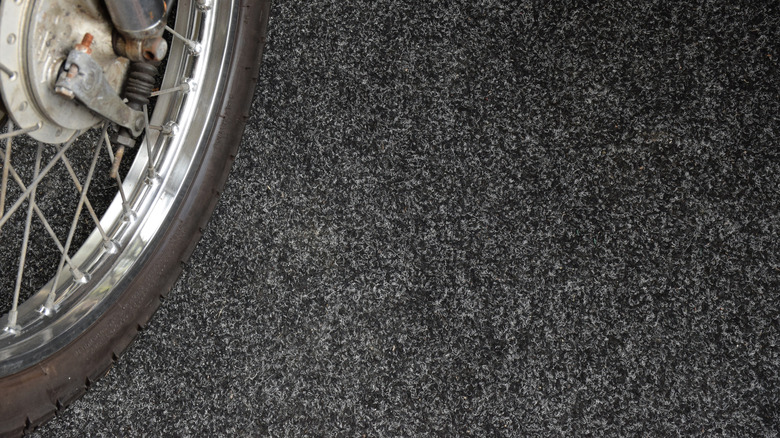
<box><xmin>55</xmin><ymin>50</ymin><xmax>145</xmax><ymax>136</ymax></box>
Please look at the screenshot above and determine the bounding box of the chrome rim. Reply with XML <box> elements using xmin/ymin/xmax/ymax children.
<box><xmin>0</xmin><ymin>0</ymin><xmax>237</xmax><ymax>376</ymax></box>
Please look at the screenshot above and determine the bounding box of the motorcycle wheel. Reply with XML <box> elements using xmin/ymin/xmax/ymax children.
<box><xmin>0</xmin><ymin>0</ymin><xmax>270</xmax><ymax>435</ymax></box>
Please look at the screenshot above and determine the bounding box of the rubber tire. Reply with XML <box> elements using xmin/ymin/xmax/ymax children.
<box><xmin>0</xmin><ymin>1</ymin><xmax>270</xmax><ymax>436</ymax></box>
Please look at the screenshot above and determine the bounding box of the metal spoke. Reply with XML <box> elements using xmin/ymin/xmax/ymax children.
<box><xmin>0</xmin><ymin>131</ymin><xmax>83</xmax><ymax>230</ymax></box>
<box><xmin>103</xmin><ymin>130</ymin><xmax>131</xmax><ymax>210</ymax></box>
<box><xmin>44</xmin><ymin>128</ymin><xmax>105</xmax><ymax>312</ymax></box>
<box><xmin>148</xmin><ymin>121</ymin><xmax>179</xmax><ymax>137</ymax></box>
<box><xmin>0</xmin><ymin>148</ymin><xmax>79</xmax><ymax>270</ymax></box>
<box><xmin>0</xmin><ymin>122</ymin><xmax>42</xmax><ymax>141</ymax></box>
<box><xmin>147</xmin><ymin>120</ymin><xmax>177</xmax><ymax>171</ymax></box>
<box><xmin>0</xmin><ymin>61</ymin><xmax>17</xmax><ymax>80</ymax></box>
<box><xmin>55</xmin><ymin>144</ymin><xmax>112</xmax><ymax>243</ymax></box>
<box><xmin>143</xmin><ymin>105</ymin><xmax>158</xmax><ymax>182</ymax></box>
<box><xmin>0</xmin><ymin>120</ymin><xmax>12</xmax><ymax>219</ymax></box>
<box><xmin>165</xmin><ymin>25</ymin><xmax>202</xmax><ymax>56</ymax></box>
<box><xmin>150</xmin><ymin>79</ymin><xmax>195</xmax><ymax>97</ymax></box>
<box><xmin>4</xmin><ymin>143</ymin><xmax>43</xmax><ymax>334</ymax></box>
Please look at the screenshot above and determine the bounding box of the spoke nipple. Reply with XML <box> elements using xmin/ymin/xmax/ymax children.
<box><xmin>122</xmin><ymin>206</ymin><xmax>137</xmax><ymax>222</ymax></box>
<box><xmin>38</xmin><ymin>304</ymin><xmax>56</xmax><ymax>317</ymax></box>
<box><xmin>184</xmin><ymin>78</ymin><xmax>198</xmax><ymax>93</ymax></box>
<box><xmin>71</xmin><ymin>268</ymin><xmax>91</xmax><ymax>284</ymax></box>
<box><xmin>41</xmin><ymin>293</ymin><xmax>60</xmax><ymax>316</ymax></box>
<box><xmin>145</xmin><ymin>169</ymin><xmax>160</xmax><ymax>186</ymax></box>
<box><xmin>4</xmin><ymin>310</ymin><xmax>21</xmax><ymax>335</ymax></box>
<box><xmin>103</xmin><ymin>239</ymin><xmax>120</xmax><ymax>254</ymax></box>
<box><xmin>3</xmin><ymin>324</ymin><xmax>21</xmax><ymax>336</ymax></box>
<box><xmin>163</xmin><ymin>121</ymin><xmax>180</xmax><ymax>137</ymax></box>
<box><xmin>188</xmin><ymin>42</ymin><xmax>202</xmax><ymax>56</ymax></box>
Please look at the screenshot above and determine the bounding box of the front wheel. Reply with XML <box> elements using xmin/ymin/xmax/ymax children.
<box><xmin>0</xmin><ymin>1</ymin><xmax>270</xmax><ymax>435</ymax></box>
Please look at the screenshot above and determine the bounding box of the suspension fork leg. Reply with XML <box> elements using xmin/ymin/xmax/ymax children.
<box><xmin>103</xmin><ymin>0</ymin><xmax>176</xmax><ymax>62</ymax></box>
<box><xmin>103</xmin><ymin>0</ymin><xmax>172</xmax><ymax>40</ymax></box>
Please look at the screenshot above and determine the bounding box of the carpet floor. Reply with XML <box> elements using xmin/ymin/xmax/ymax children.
<box><xmin>37</xmin><ymin>0</ymin><xmax>779</xmax><ymax>436</ymax></box>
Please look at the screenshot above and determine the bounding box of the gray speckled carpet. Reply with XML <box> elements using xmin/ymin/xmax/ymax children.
<box><xmin>36</xmin><ymin>0</ymin><xmax>779</xmax><ymax>436</ymax></box>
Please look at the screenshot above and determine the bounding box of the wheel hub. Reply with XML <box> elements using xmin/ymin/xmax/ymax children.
<box><xmin>0</xmin><ymin>0</ymin><xmax>128</xmax><ymax>143</ymax></box>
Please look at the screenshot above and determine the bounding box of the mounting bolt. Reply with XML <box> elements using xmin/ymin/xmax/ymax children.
<box><xmin>75</xmin><ymin>33</ymin><xmax>94</xmax><ymax>55</ymax></box>
<box><xmin>142</xmin><ymin>37</ymin><xmax>168</xmax><ymax>62</ymax></box>
<box><xmin>54</xmin><ymin>85</ymin><xmax>75</xmax><ymax>99</ymax></box>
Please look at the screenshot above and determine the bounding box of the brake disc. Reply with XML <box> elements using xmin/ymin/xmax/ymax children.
<box><xmin>0</xmin><ymin>0</ymin><xmax>128</xmax><ymax>144</ymax></box>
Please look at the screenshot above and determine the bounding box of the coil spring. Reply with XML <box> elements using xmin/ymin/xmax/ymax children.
<box><xmin>123</xmin><ymin>62</ymin><xmax>157</xmax><ymax>111</ymax></box>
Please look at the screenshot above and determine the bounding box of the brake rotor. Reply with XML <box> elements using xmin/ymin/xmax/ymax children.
<box><xmin>0</xmin><ymin>0</ymin><xmax>128</xmax><ymax>144</ymax></box>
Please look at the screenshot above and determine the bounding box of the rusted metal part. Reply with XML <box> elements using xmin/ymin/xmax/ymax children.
<box><xmin>0</xmin><ymin>0</ymin><xmax>129</xmax><ymax>143</ymax></box>
<box><xmin>113</xmin><ymin>34</ymin><xmax>169</xmax><ymax>62</ymax></box>
<box><xmin>103</xmin><ymin>0</ymin><xmax>169</xmax><ymax>40</ymax></box>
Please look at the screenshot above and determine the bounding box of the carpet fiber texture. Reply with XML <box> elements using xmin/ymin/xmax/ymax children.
<box><xmin>36</xmin><ymin>0</ymin><xmax>779</xmax><ymax>436</ymax></box>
